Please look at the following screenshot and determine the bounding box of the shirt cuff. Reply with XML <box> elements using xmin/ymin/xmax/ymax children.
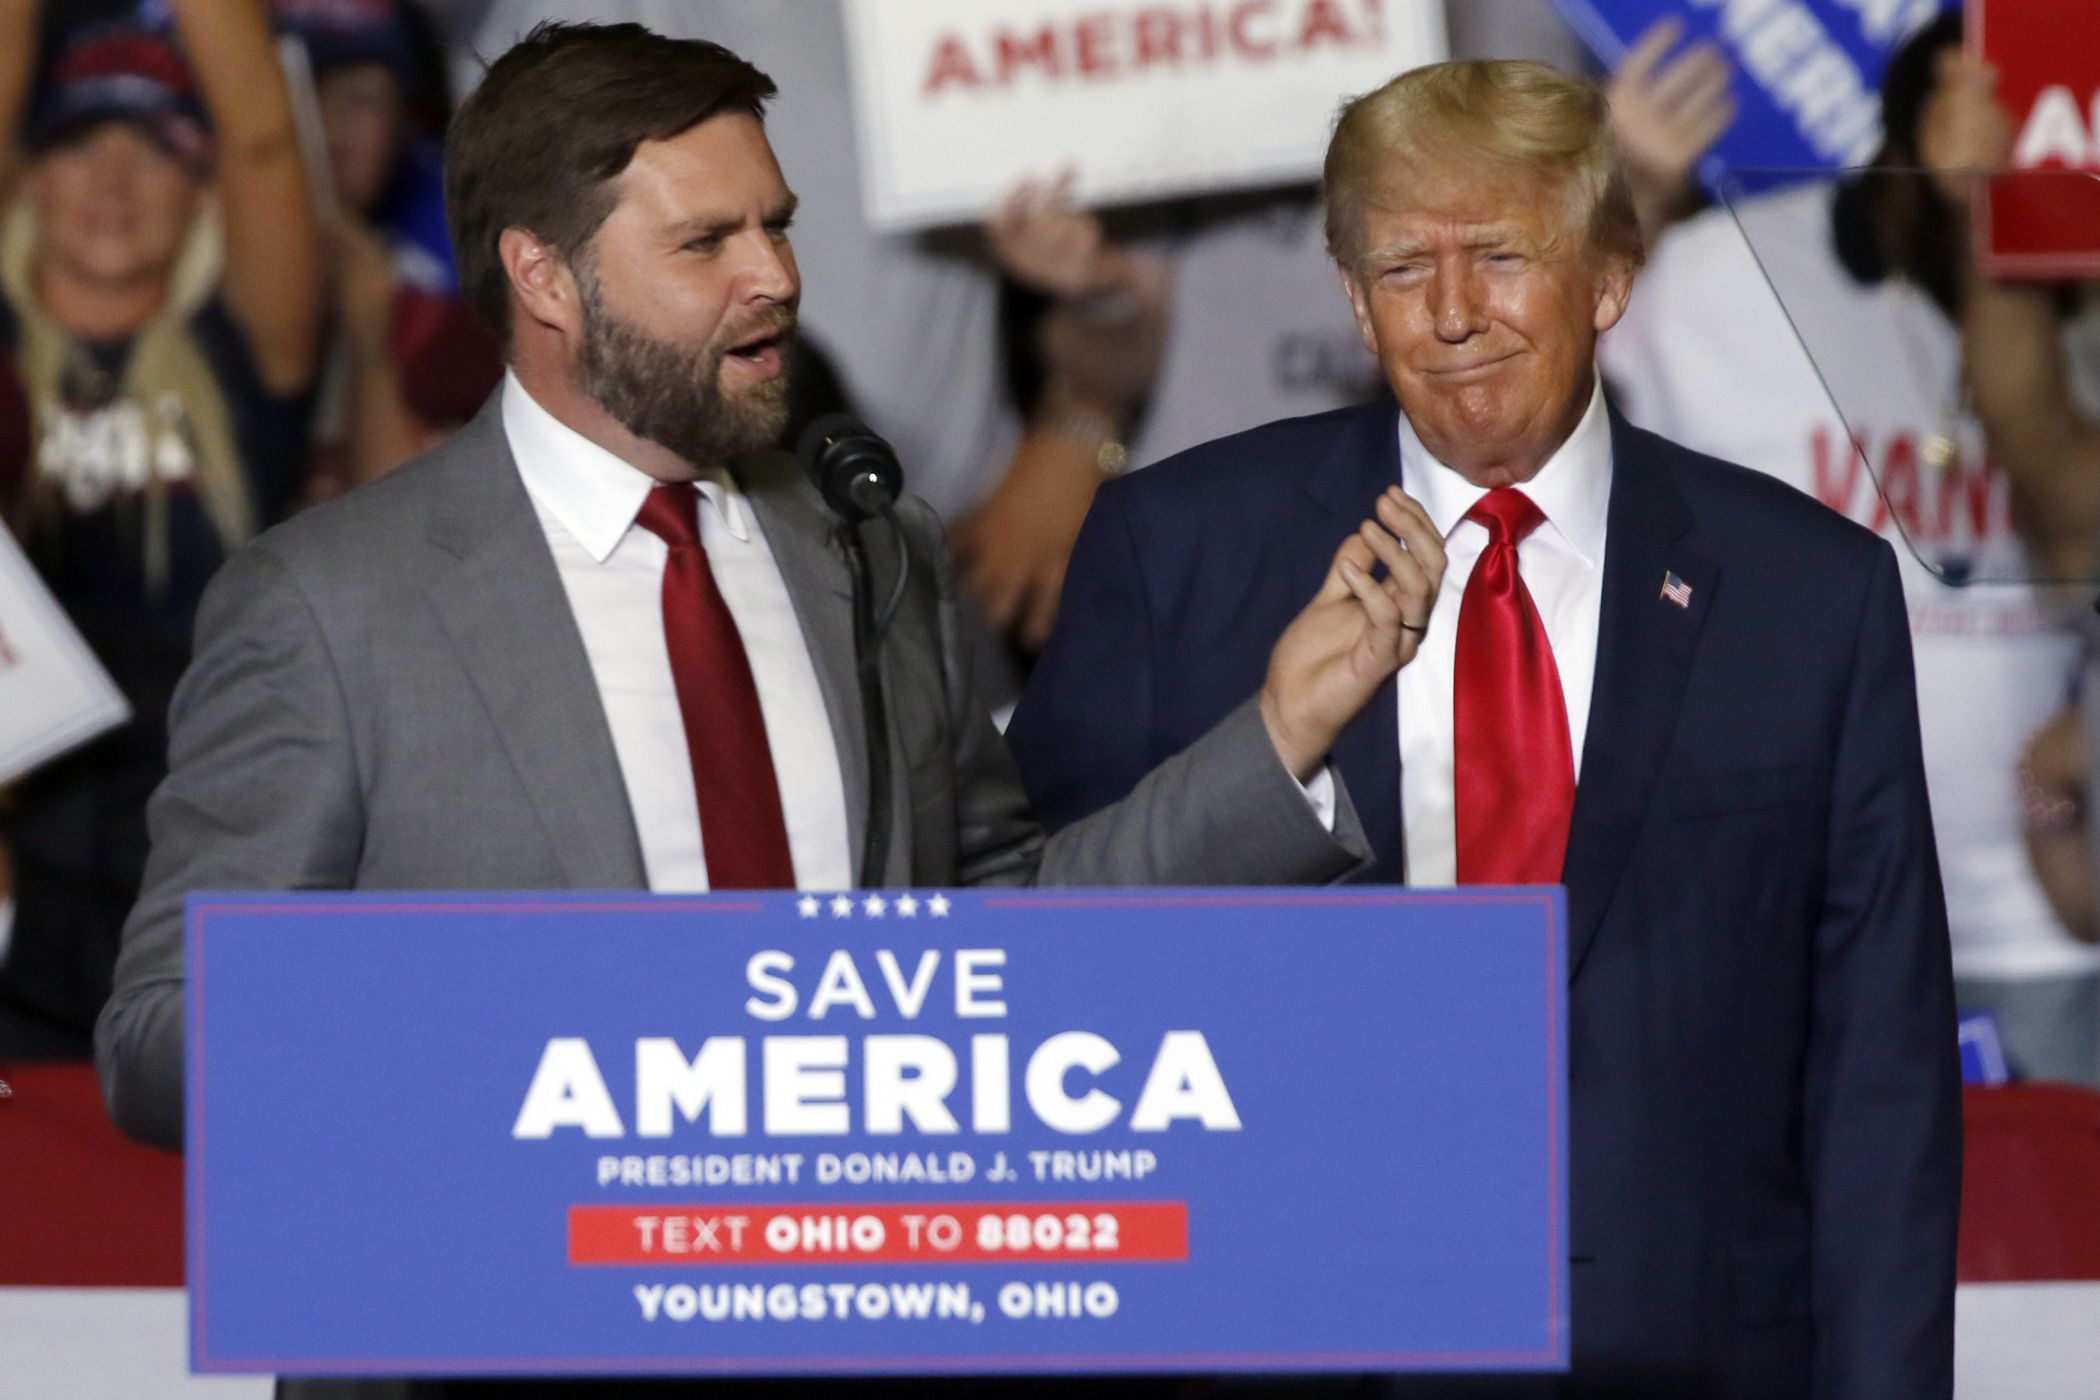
<box><xmin>1299</xmin><ymin>764</ymin><xmax>1338</xmax><ymax>833</ymax></box>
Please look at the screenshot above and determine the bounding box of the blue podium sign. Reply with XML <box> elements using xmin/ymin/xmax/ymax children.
<box><xmin>186</xmin><ymin>889</ymin><xmax>1566</xmax><ymax>1377</ymax></box>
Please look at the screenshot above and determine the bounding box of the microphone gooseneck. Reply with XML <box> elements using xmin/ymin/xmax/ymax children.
<box><xmin>795</xmin><ymin>415</ymin><xmax>911</xmax><ymax>889</ymax></box>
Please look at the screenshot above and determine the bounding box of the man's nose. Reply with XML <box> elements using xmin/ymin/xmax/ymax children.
<box><xmin>1428</xmin><ymin>264</ymin><xmax>1487</xmax><ymax>344</ymax></box>
<box><xmin>739</xmin><ymin>232</ymin><xmax>799</xmax><ymax>306</ymax></box>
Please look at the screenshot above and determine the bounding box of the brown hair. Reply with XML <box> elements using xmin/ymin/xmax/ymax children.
<box><xmin>1323</xmin><ymin>60</ymin><xmax>1644</xmax><ymax>274</ymax></box>
<box><xmin>444</xmin><ymin>22</ymin><xmax>777</xmax><ymax>344</ymax></box>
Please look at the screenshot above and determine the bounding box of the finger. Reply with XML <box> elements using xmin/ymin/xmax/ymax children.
<box><xmin>1023</xmin><ymin>567</ymin><xmax>1066</xmax><ymax>651</ymax></box>
<box><xmin>1358</xmin><ymin>519</ymin><xmax>1431</xmax><ymax>609</ymax></box>
<box><xmin>1662</xmin><ymin>54</ymin><xmax>1733</xmax><ymax>120</ymax></box>
<box><xmin>1339</xmin><ymin>556</ymin><xmax>1401</xmax><ymax>630</ymax></box>
<box><xmin>1685</xmin><ymin>97</ymin><xmax>1738</xmax><ymax>152</ymax></box>
<box><xmin>1319</xmin><ymin>532</ymin><xmax>1380</xmax><ymax>602</ymax></box>
<box><xmin>1359</xmin><ymin>521</ymin><xmax>1436</xmax><ymax>633</ymax></box>
<box><xmin>1049</xmin><ymin>167</ymin><xmax>1078</xmax><ymax>210</ymax></box>
<box><xmin>1616</xmin><ymin>16</ymin><xmax>1681</xmax><ymax>88</ymax></box>
<box><xmin>1651</xmin><ymin>43</ymin><xmax>1731</xmax><ymax>113</ymax></box>
<box><xmin>1377</xmin><ymin>487</ymin><xmax>1448</xmax><ymax>584</ymax></box>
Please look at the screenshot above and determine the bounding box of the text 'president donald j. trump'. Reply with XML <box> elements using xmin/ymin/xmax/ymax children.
<box><xmin>1011</xmin><ymin>60</ymin><xmax>1960</xmax><ymax>1400</ymax></box>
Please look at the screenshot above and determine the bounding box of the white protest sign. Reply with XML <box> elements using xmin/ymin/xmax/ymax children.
<box><xmin>843</xmin><ymin>0</ymin><xmax>1447</xmax><ymax>231</ymax></box>
<box><xmin>0</xmin><ymin>525</ymin><xmax>130</xmax><ymax>787</ymax></box>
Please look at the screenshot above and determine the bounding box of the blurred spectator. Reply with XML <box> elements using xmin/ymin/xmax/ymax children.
<box><xmin>1603</xmin><ymin>12</ymin><xmax>2100</xmax><ymax>1087</ymax></box>
<box><xmin>2019</xmin><ymin>704</ymin><xmax>2097</xmax><ymax>953</ymax></box>
<box><xmin>274</xmin><ymin>0</ymin><xmax>501</xmax><ymax>497</ymax></box>
<box><xmin>0</xmin><ymin>0</ymin><xmax>323</xmax><ymax>1056</ymax></box>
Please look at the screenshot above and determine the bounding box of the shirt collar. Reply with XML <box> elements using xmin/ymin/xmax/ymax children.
<box><xmin>1396</xmin><ymin>376</ymin><xmax>1613</xmax><ymax>568</ymax></box>
<box><xmin>502</xmin><ymin>370</ymin><xmax>749</xmax><ymax>564</ymax></box>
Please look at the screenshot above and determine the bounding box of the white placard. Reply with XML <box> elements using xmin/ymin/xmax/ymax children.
<box><xmin>0</xmin><ymin>526</ymin><xmax>130</xmax><ymax>787</ymax></box>
<box><xmin>843</xmin><ymin>0</ymin><xmax>1448</xmax><ymax>231</ymax></box>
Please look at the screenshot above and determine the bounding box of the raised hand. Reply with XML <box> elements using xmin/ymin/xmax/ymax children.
<box><xmin>1607</xmin><ymin>17</ymin><xmax>1736</xmax><ymax>243</ymax></box>
<box><xmin>1260</xmin><ymin>487</ymin><xmax>1445</xmax><ymax>779</ymax></box>
<box><xmin>1920</xmin><ymin>51</ymin><xmax>2011</xmax><ymax>209</ymax></box>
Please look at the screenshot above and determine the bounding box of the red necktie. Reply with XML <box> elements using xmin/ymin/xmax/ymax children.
<box><xmin>636</xmin><ymin>484</ymin><xmax>797</xmax><ymax>889</ymax></box>
<box><xmin>1453</xmin><ymin>488</ymin><xmax>1575</xmax><ymax>885</ymax></box>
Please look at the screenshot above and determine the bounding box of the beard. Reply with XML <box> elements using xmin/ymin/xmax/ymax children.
<box><xmin>574</xmin><ymin>269</ymin><xmax>795</xmax><ymax>471</ymax></box>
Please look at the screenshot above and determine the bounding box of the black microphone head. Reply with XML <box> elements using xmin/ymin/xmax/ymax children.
<box><xmin>797</xmin><ymin>414</ymin><xmax>904</xmax><ymax>523</ymax></box>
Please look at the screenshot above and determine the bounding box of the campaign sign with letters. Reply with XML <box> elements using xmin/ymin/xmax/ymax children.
<box><xmin>0</xmin><ymin>525</ymin><xmax>129</xmax><ymax>786</ymax></box>
<box><xmin>841</xmin><ymin>0</ymin><xmax>1447</xmax><ymax>231</ymax></box>
<box><xmin>1972</xmin><ymin>0</ymin><xmax>2100</xmax><ymax>279</ymax></box>
<box><xmin>1552</xmin><ymin>0</ymin><xmax>1953</xmax><ymax>185</ymax></box>
<box><xmin>186</xmin><ymin>888</ymin><xmax>1566</xmax><ymax>1377</ymax></box>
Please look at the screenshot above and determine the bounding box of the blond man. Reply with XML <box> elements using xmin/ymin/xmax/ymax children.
<box><xmin>1012</xmin><ymin>61</ymin><xmax>1957</xmax><ymax>1399</ymax></box>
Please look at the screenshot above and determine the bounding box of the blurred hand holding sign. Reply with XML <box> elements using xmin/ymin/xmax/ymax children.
<box><xmin>0</xmin><ymin>527</ymin><xmax>129</xmax><ymax>787</ymax></box>
<box><xmin>1972</xmin><ymin>1</ymin><xmax>2100</xmax><ymax>279</ymax></box>
<box><xmin>842</xmin><ymin>0</ymin><xmax>1447</xmax><ymax>231</ymax></box>
<box><xmin>1552</xmin><ymin>0</ymin><xmax>1950</xmax><ymax>178</ymax></box>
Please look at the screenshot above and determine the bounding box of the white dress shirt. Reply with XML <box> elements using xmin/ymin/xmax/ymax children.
<box><xmin>503</xmin><ymin>373</ymin><xmax>854</xmax><ymax>893</ymax></box>
<box><xmin>1398</xmin><ymin>380</ymin><xmax>1613</xmax><ymax>885</ymax></box>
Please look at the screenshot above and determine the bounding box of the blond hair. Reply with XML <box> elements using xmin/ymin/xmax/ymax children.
<box><xmin>2</xmin><ymin>197</ymin><xmax>253</xmax><ymax>593</ymax></box>
<box><xmin>1323</xmin><ymin>60</ymin><xmax>1644</xmax><ymax>274</ymax></box>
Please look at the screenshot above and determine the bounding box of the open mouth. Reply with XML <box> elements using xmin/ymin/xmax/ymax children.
<box><xmin>724</xmin><ymin>326</ymin><xmax>790</xmax><ymax>379</ymax></box>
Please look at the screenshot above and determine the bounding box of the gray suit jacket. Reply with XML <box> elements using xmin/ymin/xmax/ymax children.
<box><xmin>96</xmin><ymin>398</ymin><xmax>1368</xmax><ymax>1150</ymax></box>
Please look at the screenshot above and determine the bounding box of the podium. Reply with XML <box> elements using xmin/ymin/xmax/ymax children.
<box><xmin>185</xmin><ymin>888</ymin><xmax>1567</xmax><ymax>1378</ymax></box>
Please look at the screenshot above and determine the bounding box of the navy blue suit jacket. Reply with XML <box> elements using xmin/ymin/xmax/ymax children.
<box><xmin>1007</xmin><ymin>399</ymin><xmax>1960</xmax><ymax>1400</ymax></box>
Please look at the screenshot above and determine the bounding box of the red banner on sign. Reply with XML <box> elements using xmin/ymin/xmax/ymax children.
<box><xmin>569</xmin><ymin>1201</ymin><xmax>1189</xmax><ymax>1266</ymax></box>
<box><xmin>1973</xmin><ymin>0</ymin><xmax>2100</xmax><ymax>279</ymax></box>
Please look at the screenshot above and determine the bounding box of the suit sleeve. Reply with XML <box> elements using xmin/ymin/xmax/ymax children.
<box><xmin>1004</xmin><ymin>483</ymin><xmax>1166</xmax><ymax>826</ymax></box>
<box><xmin>94</xmin><ymin>544</ymin><xmax>365</xmax><ymax>1149</ymax></box>
<box><xmin>1807</xmin><ymin>541</ymin><xmax>1960</xmax><ymax>1399</ymax></box>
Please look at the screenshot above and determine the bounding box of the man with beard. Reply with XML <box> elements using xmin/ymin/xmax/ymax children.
<box><xmin>95</xmin><ymin>16</ymin><xmax>1434</xmax><ymax>1191</ymax></box>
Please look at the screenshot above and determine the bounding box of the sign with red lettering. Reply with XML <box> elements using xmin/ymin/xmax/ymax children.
<box><xmin>1973</xmin><ymin>0</ymin><xmax>2100</xmax><ymax>278</ymax></box>
<box><xmin>843</xmin><ymin>0</ymin><xmax>1446</xmax><ymax>230</ymax></box>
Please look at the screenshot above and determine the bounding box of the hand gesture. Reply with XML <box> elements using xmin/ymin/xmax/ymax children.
<box><xmin>1261</xmin><ymin>488</ymin><xmax>1445</xmax><ymax>779</ymax></box>
<box><xmin>1920</xmin><ymin>51</ymin><xmax>2011</xmax><ymax>209</ymax></box>
<box><xmin>987</xmin><ymin>169</ymin><xmax>1127</xmax><ymax>300</ymax></box>
<box><xmin>1608</xmin><ymin>18</ymin><xmax>1736</xmax><ymax>239</ymax></box>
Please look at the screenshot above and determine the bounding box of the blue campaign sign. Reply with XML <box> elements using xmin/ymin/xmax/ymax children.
<box><xmin>186</xmin><ymin>889</ymin><xmax>1566</xmax><ymax>1378</ymax></box>
<box><xmin>1553</xmin><ymin>0</ymin><xmax>1957</xmax><ymax>180</ymax></box>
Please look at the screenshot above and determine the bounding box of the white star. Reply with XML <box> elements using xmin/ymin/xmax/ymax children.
<box><xmin>928</xmin><ymin>893</ymin><xmax>951</xmax><ymax>918</ymax></box>
<box><xmin>797</xmin><ymin>895</ymin><xmax>820</xmax><ymax>919</ymax></box>
<box><xmin>830</xmin><ymin>895</ymin><xmax>854</xmax><ymax>918</ymax></box>
<box><xmin>895</xmin><ymin>894</ymin><xmax>920</xmax><ymax>918</ymax></box>
<box><xmin>863</xmin><ymin>894</ymin><xmax>888</xmax><ymax>917</ymax></box>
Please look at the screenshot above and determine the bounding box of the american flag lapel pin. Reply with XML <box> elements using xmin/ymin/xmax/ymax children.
<box><xmin>1661</xmin><ymin>572</ymin><xmax>1693</xmax><ymax>608</ymax></box>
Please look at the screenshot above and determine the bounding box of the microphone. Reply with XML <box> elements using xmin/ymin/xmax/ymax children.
<box><xmin>794</xmin><ymin>414</ymin><xmax>909</xmax><ymax>890</ymax></box>
<box><xmin>797</xmin><ymin>414</ymin><xmax>904</xmax><ymax>523</ymax></box>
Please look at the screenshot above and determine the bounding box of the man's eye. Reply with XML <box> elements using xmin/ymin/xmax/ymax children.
<box><xmin>1485</xmin><ymin>252</ymin><xmax>1524</xmax><ymax>268</ymax></box>
<box><xmin>685</xmin><ymin>236</ymin><xmax>724</xmax><ymax>254</ymax></box>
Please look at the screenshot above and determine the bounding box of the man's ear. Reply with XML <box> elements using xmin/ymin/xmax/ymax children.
<box><xmin>1339</xmin><ymin>263</ymin><xmax>1379</xmax><ymax>357</ymax></box>
<box><xmin>1592</xmin><ymin>255</ymin><xmax>1637</xmax><ymax>336</ymax></box>
<box><xmin>499</xmin><ymin>227</ymin><xmax>581</xmax><ymax>342</ymax></box>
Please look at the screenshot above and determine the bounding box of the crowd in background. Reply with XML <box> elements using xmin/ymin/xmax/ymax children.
<box><xmin>1</xmin><ymin>0</ymin><xmax>2097</xmax><ymax>1099</ymax></box>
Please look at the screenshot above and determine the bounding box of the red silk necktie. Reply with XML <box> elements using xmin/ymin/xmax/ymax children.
<box><xmin>1454</xmin><ymin>488</ymin><xmax>1575</xmax><ymax>885</ymax></box>
<box><xmin>636</xmin><ymin>484</ymin><xmax>797</xmax><ymax>890</ymax></box>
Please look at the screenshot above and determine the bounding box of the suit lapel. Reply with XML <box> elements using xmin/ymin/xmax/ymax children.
<box><xmin>1562</xmin><ymin>411</ymin><xmax>1717</xmax><ymax>976</ymax></box>
<box><xmin>737</xmin><ymin>451</ymin><xmax>881</xmax><ymax>878</ymax></box>
<box><xmin>422</xmin><ymin>402</ymin><xmax>647</xmax><ymax>890</ymax></box>
<box><xmin>1302</xmin><ymin>401</ymin><xmax>1406</xmax><ymax>881</ymax></box>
